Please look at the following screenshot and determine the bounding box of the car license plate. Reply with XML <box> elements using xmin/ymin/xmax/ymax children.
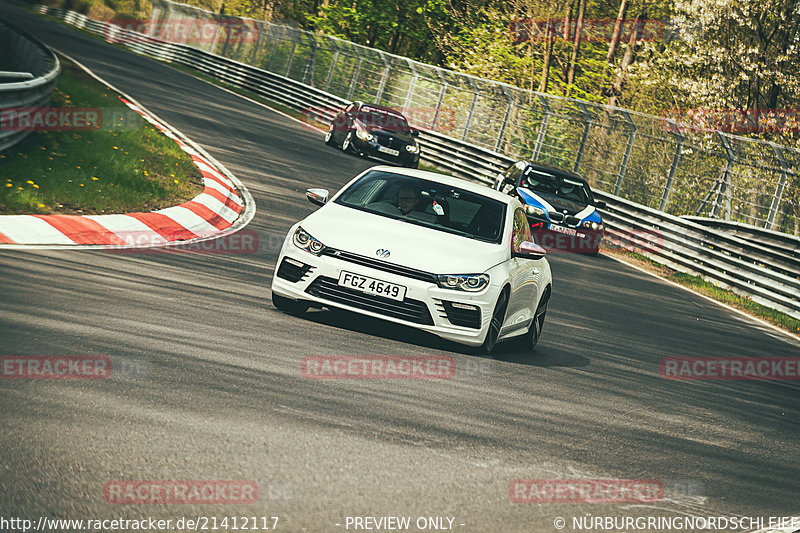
<box><xmin>338</xmin><ymin>271</ymin><xmax>406</xmax><ymax>301</ymax></box>
<box><xmin>550</xmin><ymin>224</ymin><xmax>585</xmax><ymax>238</ymax></box>
<box><xmin>377</xmin><ymin>146</ymin><xmax>400</xmax><ymax>157</ymax></box>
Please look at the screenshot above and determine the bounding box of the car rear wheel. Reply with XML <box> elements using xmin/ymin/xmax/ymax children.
<box><xmin>509</xmin><ymin>288</ymin><xmax>549</xmax><ymax>352</ymax></box>
<box><xmin>272</xmin><ymin>293</ymin><xmax>309</xmax><ymax>315</ymax></box>
<box><xmin>341</xmin><ymin>131</ymin><xmax>355</xmax><ymax>154</ymax></box>
<box><xmin>480</xmin><ymin>289</ymin><xmax>509</xmax><ymax>354</ymax></box>
<box><xmin>324</xmin><ymin>123</ymin><xmax>335</xmax><ymax>146</ymax></box>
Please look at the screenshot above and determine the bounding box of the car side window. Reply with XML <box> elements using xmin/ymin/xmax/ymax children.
<box><xmin>511</xmin><ymin>208</ymin><xmax>532</xmax><ymax>253</ymax></box>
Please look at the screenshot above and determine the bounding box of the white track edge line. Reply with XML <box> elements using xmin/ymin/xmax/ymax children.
<box><xmin>605</xmin><ymin>252</ymin><xmax>800</xmax><ymax>345</ymax></box>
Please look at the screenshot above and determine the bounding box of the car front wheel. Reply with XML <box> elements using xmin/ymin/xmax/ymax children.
<box><xmin>480</xmin><ymin>289</ymin><xmax>509</xmax><ymax>354</ymax></box>
<box><xmin>341</xmin><ymin>131</ymin><xmax>355</xmax><ymax>154</ymax></box>
<box><xmin>324</xmin><ymin>123</ymin><xmax>335</xmax><ymax>146</ymax></box>
<box><xmin>509</xmin><ymin>287</ymin><xmax>549</xmax><ymax>352</ymax></box>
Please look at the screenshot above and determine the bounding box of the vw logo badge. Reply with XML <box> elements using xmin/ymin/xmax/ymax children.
<box><xmin>376</xmin><ymin>248</ymin><xmax>390</xmax><ymax>258</ymax></box>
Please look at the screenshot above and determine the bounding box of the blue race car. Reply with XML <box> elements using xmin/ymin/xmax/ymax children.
<box><xmin>495</xmin><ymin>161</ymin><xmax>606</xmax><ymax>255</ymax></box>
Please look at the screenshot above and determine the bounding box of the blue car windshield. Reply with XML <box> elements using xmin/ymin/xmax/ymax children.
<box><xmin>521</xmin><ymin>168</ymin><xmax>593</xmax><ymax>205</ymax></box>
<box><xmin>334</xmin><ymin>170</ymin><xmax>506</xmax><ymax>244</ymax></box>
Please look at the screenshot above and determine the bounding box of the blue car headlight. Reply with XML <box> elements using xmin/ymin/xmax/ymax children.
<box><xmin>293</xmin><ymin>227</ymin><xmax>326</xmax><ymax>255</ymax></box>
<box><xmin>437</xmin><ymin>274</ymin><xmax>490</xmax><ymax>292</ymax></box>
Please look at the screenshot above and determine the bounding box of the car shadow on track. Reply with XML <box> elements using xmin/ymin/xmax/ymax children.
<box><xmin>270</xmin><ymin>304</ymin><xmax>591</xmax><ymax>369</ymax></box>
<box><xmin>492</xmin><ymin>343</ymin><xmax>591</xmax><ymax>368</ymax></box>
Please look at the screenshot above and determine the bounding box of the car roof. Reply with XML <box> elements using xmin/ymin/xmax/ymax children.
<box><xmin>519</xmin><ymin>160</ymin><xmax>591</xmax><ymax>187</ymax></box>
<box><xmin>357</xmin><ymin>103</ymin><xmax>406</xmax><ymax>116</ymax></box>
<box><xmin>367</xmin><ymin>166</ymin><xmax>520</xmax><ymax>205</ymax></box>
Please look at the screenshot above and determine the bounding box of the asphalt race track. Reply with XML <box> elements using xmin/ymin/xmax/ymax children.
<box><xmin>1</xmin><ymin>3</ymin><xmax>799</xmax><ymax>531</ymax></box>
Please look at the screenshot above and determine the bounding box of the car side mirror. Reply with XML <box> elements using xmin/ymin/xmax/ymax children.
<box><xmin>411</xmin><ymin>129</ymin><xmax>420</xmax><ymax>137</ymax></box>
<box><xmin>306</xmin><ymin>188</ymin><xmax>329</xmax><ymax>207</ymax></box>
<box><xmin>595</xmin><ymin>200</ymin><xmax>607</xmax><ymax>209</ymax></box>
<box><xmin>513</xmin><ymin>241</ymin><xmax>546</xmax><ymax>260</ymax></box>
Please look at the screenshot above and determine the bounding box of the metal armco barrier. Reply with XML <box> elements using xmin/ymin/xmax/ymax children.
<box><xmin>38</xmin><ymin>5</ymin><xmax>800</xmax><ymax>320</ymax></box>
<box><xmin>146</xmin><ymin>0</ymin><xmax>800</xmax><ymax>237</ymax></box>
<box><xmin>0</xmin><ymin>17</ymin><xmax>60</xmax><ymax>152</ymax></box>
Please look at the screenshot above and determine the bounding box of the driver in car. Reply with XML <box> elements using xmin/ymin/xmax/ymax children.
<box><xmin>369</xmin><ymin>183</ymin><xmax>437</xmax><ymax>222</ymax></box>
<box><xmin>397</xmin><ymin>185</ymin><xmax>423</xmax><ymax>215</ymax></box>
<box><xmin>396</xmin><ymin>185</ymin><xmax>438</xmax><ymax>222</ymax></box>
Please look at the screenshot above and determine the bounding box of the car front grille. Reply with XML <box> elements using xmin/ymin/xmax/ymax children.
<box><xmin>436</xmin><ymin>300</ymin><xmax>482</xmax><ymax>329</ymax></box>
<box><xmin>319</xmin><ymin>248</ymin><xmax>438</xmax><ymax>284</ymax></box>
<box><xmin>566</xmin><ymin>216</ymin><xmax>581</xmax><ymax>226</ymax></box>
<box><xmin>548</xmin><ymin>211</ymin><xmax>565</xmax><ymax>223</ymax></box>
<box><xmin>306</xmin><ymin>276</ymin><xmax>434</xmax><ymax>325</ymax></box>
<box><xmin>377</xmin><ymin>135</ymin><xmax>395</xmax><ymax>148</ymax></box>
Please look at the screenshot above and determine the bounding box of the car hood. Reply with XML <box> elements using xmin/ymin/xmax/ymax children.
<box><xmin>519</xmin><ymin>188</ymin><xmax>595</xmax><ymax>218</ymax></box>
<box><xmin>301</xmin><ymin>202</ymin><xmax>507</xmax><ymax>274</ymax></box>
<box><xmin>372</xmin><ymin>129</ymin><xmax>414</xmax><ymax>144</ymax></box>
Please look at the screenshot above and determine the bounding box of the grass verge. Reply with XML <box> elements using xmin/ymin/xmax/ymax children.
<box><xmin>603</xmin><ymin>245</ymin><xmax>800</xmax><ymax>336</ymax></box>
<box><xmin>0</xmin><ymin>54</ymin><xmax>202</xmax><ymax>215</ymax></box>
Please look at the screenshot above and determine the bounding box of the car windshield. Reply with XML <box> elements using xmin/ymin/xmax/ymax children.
<box><xmin>334</xmin><ymin>170</ymin><xmax>506</xmax><ymax>244</ymax></box>
<box><xmin>520</xmin><ymin>168</ymin><xmax>593</xmax><ymax>205</ymax></box>
<box><xmin>355</xmin><ymin>106</ymin><xmax>410</xmax><ymax>133</ymax></box>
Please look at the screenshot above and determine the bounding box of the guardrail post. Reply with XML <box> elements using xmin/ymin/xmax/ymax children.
<box><xmin>494</xmin><ymin>87</ymin><xmax>514</xmax><ymax>152</ymax></box>
<box><xmin>461</xmin><ymin>81</ymin><xmax>479</xmax><ymax>141</ymax></box>
<box><xmin>532</xmin><ymin>95</ymin><xmax>552</xmax><ymax>161</ymax></box>
<box><xmin>209</xmin><ymin>18</ymin><xmax>221</xmax><ymax>53</ymax></box>
<box><xmin>374</xmin><ymin>50</ymin><xmax>390</xmax><ymax>103</ymax></box>
<box><xmin>574</xmin><ymin>102</ymin><xmax>593</xmax><ymax>173</ymax></box>
<box><xmin>324</xmin><ymin>44</ymin><xmax>339</xmax><ymax>92</ymax></box>
<box><xmin>430</xmin><ymin>70</ymin><xmax>448</xmax><ymax>131</ymax></box>
<box><xmin>284</xmin><ymin>39</ymin><xmax>298</xmax><ymax>78</ymax></box>
<box><xmin>250</xmin><ymin>22</ymin><xmax>266</xmax><ymax>65</ymax></box>
<box><xmin>301</xmin><ymin>34</ymin><xmax>316</xmax><ymax>85</ymax></box>
<box><xmin>659</xmin><ymin>119</ymin><xmax>684</xmax><ymax>212</ymax></box>
<box><xmin>402</xmin><ymin>59</ymin><xmax>419</xmax><ymax>112</ymax></box>
<box><xmin>767</xmin><ymin>143</ymin><xmax>790</xmax><ymax>230</ymax></box>
<box><xmin>711</xmin><ymin>133</ymin><xmax>735</xmax><ymax>220</ymax></box>
<box><xmin>265</xmin><ymin>34</ymin><xmax>277</xmax><ymax>72</ymax></box>
<box><xmin>613</xmin><ymin>110</ymin><xmax>636</xmax><ymax>195</ymax></box>
<box><xmin>220</xmin><ymin>18</ymin><xmax>232</xmax><ymax>57</ymax></box>
<box><xmin>346</xmin><ymin>52</ymin><xmax>363</xmax><ymax>100</ymax></box>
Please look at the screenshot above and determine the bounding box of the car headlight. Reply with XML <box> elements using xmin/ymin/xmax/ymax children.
<box><xmin>437</xmin><ymin>274</ymin><xmax>490</xmax><ymax>292</ymax></box>
<box><xmin>405</xmin><ymin>145</ymin><xmax>419</xmax><ymax>153</ymax></box>
<box><xmin>292</xmin><ymin>227</ymin><xmax>326</xmax><ymax>255</ymax></box>
<box><xmin>525</xmin><ymin>205</ymin><xmax>547</xmax><ymax>217</ymax></box>
<box><xmin>356</xmin><ymin>129</ymin><xmax>374</xmax><ymax>142</ymax></box>
<box><xmin>580</xmin><ymin>220</ymin><xmax>603</xmax><ymax>230</ymax></box>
